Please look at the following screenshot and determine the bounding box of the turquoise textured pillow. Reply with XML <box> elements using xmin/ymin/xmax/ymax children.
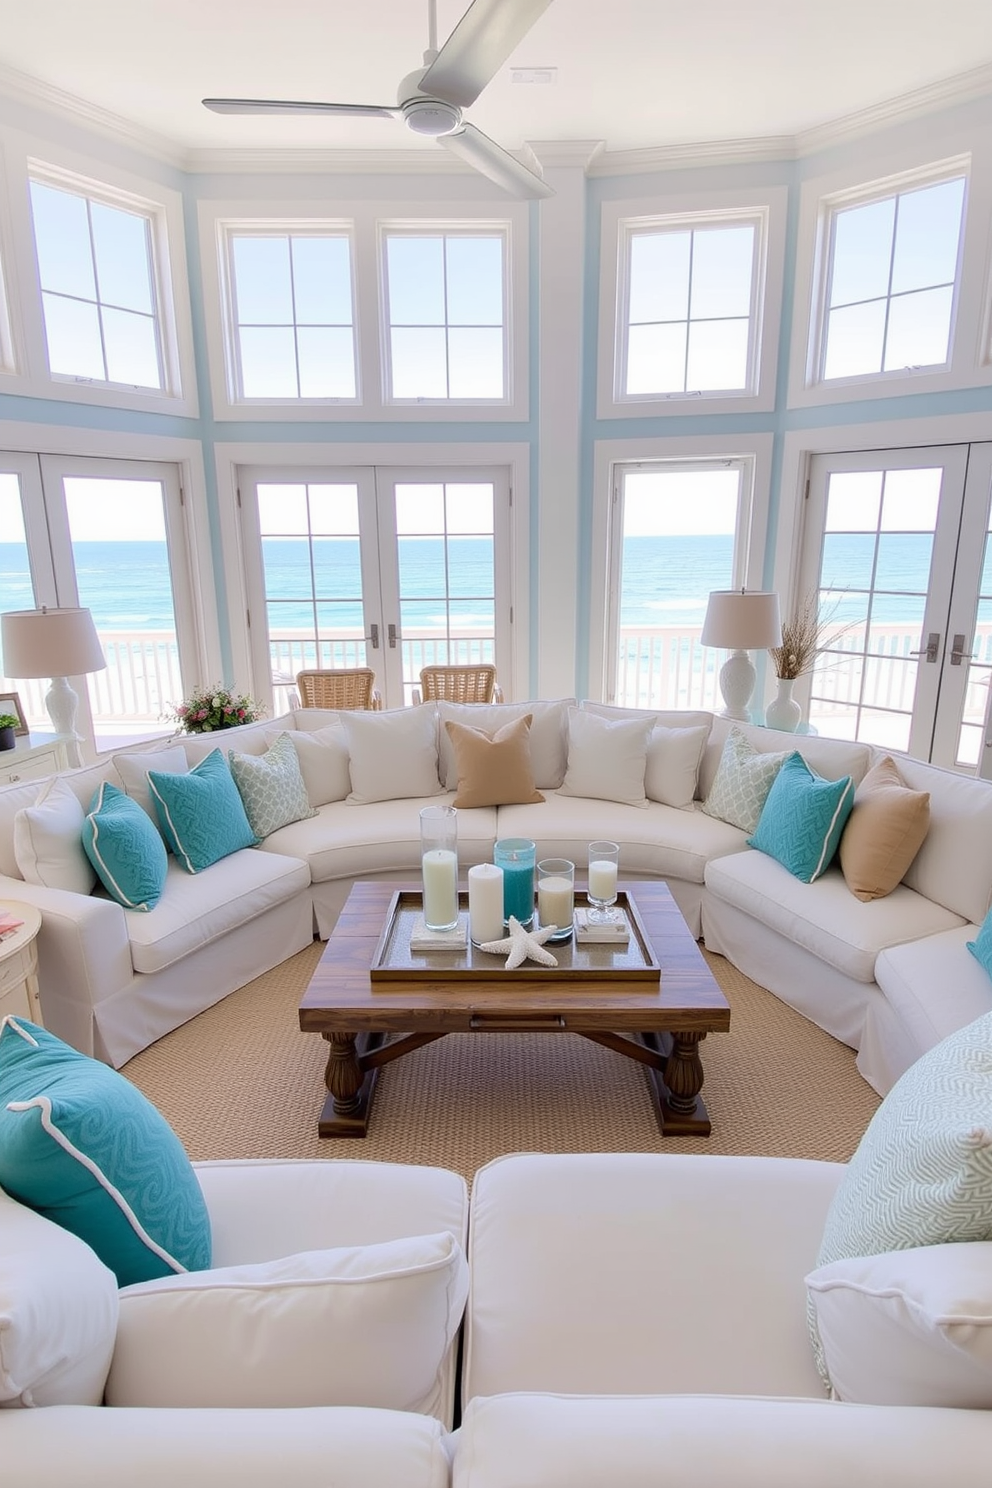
<box><xmin>966</xmin><ymin>908</ymin><xmax>992</xmax><ymax>980</ymax></box>
<box><xmin>0</xmin><ymin>1017</ymin><xmax>211</xmax><ymax>1287</ymax></box>
<box><xmin>229</xmin><ymin>731</ymin><xmax>317</xmax><ymax>839</ymax></box>
<box><xmin>82</xmin><ymin>781</ymin><xmax>168</xmax><ymax>912</ymax></box>
<box><xmin>808</xmin><ymin>1009</ymin><xmax>992</xmax><ymax>1392</ymax></box>
<box><xmin>149</xmin><ymin>747</ymin><xmax>257</xmax><ymax>873</ymax></box>
<box><xmin>701</xmin><ymin>727</ymin><xmax>789</xmax><ymax>834</ymax></box>
<box><xmin>747</xmin><ymin>751</ymin><xmax>855</xmax><ymax>883</ymax></box>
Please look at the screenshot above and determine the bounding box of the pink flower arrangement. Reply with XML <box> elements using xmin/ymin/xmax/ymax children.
<box><xmin>166</xmin><ymin>684</ymin><xmax>264</xmax><ymax>734</ymax></box>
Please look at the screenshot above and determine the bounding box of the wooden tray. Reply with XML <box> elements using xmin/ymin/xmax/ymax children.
<box><xmin>369</xmin><ymin>888</ymin><xmax>660</xmax><ymax>982</ymax></box>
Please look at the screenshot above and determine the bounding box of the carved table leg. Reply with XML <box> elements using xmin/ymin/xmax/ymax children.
<box><xmin>318</xmin><ymin>1031</ymin><xmax>383</xmax><ymax>1138</ymax></box>
<box><xmin>639</xmin><ymin>1029</ymin><xmax>712</xmax><ymax>1137</ymax></box>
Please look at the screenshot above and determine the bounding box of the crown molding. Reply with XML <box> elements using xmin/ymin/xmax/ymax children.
<box><xmin>793</xmin><ymin>59</ymin><xmax>992</xmax><ymax>156</ymax></box>
<box><xmin>524</xmin><ymin>140</ymin><xmax>605</xmax><ymax>171</ymax></box>
<box><xmin>588</xmin><ymin>134</ymin><xmax>797</xmax><ymax>176</ymax></box>
<box><xmin>0</xmin><ymin>61</ymin><xmax>186</xmax><ymax>168</ymax></box>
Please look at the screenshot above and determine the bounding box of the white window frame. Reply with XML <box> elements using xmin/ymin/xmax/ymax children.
<box><xmin>199</xmin><ymin>198</ymin><xmax>530</xmax><ymax>422</ymax></box>
<box><xmin>789</xmin><ymin>133</ymin><xmax>992</xmax><ymax>407</ymax></box>
<box><xmin>597</xmin><ymin>187</ymin><xmax>787</xmax><ymax>419</ymax></box>
<box><xmin>0</xmin><ymin>131</ymin><xmax>197</xmax><ymax>415</ymax></box>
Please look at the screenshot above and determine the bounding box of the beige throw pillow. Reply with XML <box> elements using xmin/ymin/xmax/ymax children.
<box><xmin>839</xmin><ymin>755</ymin><xmax>931</xmax><ymax>902</ymax></box>
<box><xmin>444</xmin><ymin>715</ymin><xmax>545</xmax><ymax>809</ymax></box>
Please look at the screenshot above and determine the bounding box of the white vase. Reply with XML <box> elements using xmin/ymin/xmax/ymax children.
<box><xmin>765</xmin><ymin>677</ymin><xmax>802</xmax><ymax>733</ymax></box>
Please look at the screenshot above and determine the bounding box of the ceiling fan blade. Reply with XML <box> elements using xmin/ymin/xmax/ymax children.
<box><xmin>438</xmin><ymin>122</ymin><xmax>554</xmax><ymax>199</ymax></box>
<box><xmin>421</xmin><ymin>0</ymin><xmax>554</xmax><ymax>108</ymax></box>
<box><xmin>203</xmin><ymin>98</ymin><xmax>401</xmax><ymax>119</ymax></box>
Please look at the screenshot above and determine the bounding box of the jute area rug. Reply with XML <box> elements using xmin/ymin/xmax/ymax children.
<box><xmin>123</xmin><ymin>941</ymin><xmax>880</xmax><ymax>1183</ymax></box>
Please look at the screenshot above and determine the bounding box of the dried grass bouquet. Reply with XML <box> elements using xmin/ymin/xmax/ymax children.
<box><xmin>769</xmin><ymin>592</ymin><xmax>831</xmax><ymax>681</ymax></box>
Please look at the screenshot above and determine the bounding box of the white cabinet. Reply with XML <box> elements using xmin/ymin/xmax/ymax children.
<box><xmin>0</xmin><ymin>733</ymin><xmax>72</xmax><ymax>786</ymax></box>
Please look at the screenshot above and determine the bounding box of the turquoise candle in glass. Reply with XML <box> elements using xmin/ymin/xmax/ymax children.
<box><xmin>493</xmin><ymin>838</ymin><xmax>536</xmax><ymax>927</ymax></box>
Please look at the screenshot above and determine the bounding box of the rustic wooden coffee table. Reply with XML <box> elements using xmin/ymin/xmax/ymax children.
<box><xmin>299</xmin><ymin>878</ymin><xmax>730</xmax><ymax>1139</ymax></box>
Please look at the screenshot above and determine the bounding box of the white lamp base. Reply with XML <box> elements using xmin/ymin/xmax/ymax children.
<box><xmin>717</xmin><ymin>650</ymin><xmax>757</xmax><ymax>722</ymax></box>
<box><xmin>45</xmin><ymin>676</ymin><xmax>83</xmax><ymax>768</ymax></box>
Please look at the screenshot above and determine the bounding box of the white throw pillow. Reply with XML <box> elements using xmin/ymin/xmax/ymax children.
<box><xmin>13</xmin><ymin>776</ymin><xmax>96</xmax><ymax>894</ymax></box>
<box><xmin>557</xmin><ymin>707</ymin><xmax>652</xmax><ymax>807</ymax></box>
<box><xmin>806</xmin><ymin>1243</ymin><xmax>992</xmax><ymax>1407</ymax></box>
<box><xmin>285</xmin><ymin>724</ymin><xmax>351</xmax><ymax>806</ymax></box>
<box><xmin>114</xmin><ymin>745</ymin><xmax>189</xmax><ymax>823</ymax></box>
<box><xmin>105</xmin><ymin>1230</ymin><xmax>469</xmax><ymax>1413</ymax></box>
<box><xmin>343</xmin><ymin>706</ymin><xmax>443</xmax><ymax>804</ymax></box>
<box><xmin>645</xmin><ymin>723</ymin><xmax>710</xmax><ymax>809</ymax></box>
<box><xmin>0</xmin><ymin>1184</ymin><xmax>119</xmax><ymax>1406</ymax></box>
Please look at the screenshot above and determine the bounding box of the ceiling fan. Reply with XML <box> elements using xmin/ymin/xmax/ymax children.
<box><xmin>203</xmin><ymin>0</ymin><xmax>555</xmax><ymax>199</ymax></box>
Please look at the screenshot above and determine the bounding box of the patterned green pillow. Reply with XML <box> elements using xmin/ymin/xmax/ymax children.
<box><xmin>809</xmin><ymin>1010</ymin><xmax>992</xmax><ymax>1390</ymax></box>
<box><xmin>701</xmin><ymin>727</ymin><xmax>789</xmax><ymax>834</ymax></box>
<box><xmin>229</xmin><ymin>731</ymin><xmax>317</xmax><ymax>839</ymax></box>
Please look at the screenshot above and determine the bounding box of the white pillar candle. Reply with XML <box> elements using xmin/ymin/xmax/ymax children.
<box><xmin>422</xmin><ymin>848</ymin><xmax>458</xmax><ymax>930</ymax></box>
<box><xmin>468</xmin><ymin>862</ymin><xmax>504</xmax><ymax>944</ymax></box>
<box><xmin>588</xmin><ymin>858</ymin><xmax>618</xmax><ymax>902</ymax></box>
<box><xmin>538</xmin><ymin>875</ymin><xmax>574</xmax><ymax>933</ymax></box>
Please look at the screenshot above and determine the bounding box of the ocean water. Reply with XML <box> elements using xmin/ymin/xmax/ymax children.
<box><xmin>0</xmin><ymin>533</ymin><xmax>935</xmax><ymax>633</ymax></box>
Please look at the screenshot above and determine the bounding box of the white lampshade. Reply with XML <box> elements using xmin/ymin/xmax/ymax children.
<box><xmin>1</xmin><ymin>607</ymin><xmax>107</xmax><ymax>679</ymax></box>
<box><xmin>700</xmin><ymin>591</ymin><xmax>782</xmax><ymax>651</ymax></box>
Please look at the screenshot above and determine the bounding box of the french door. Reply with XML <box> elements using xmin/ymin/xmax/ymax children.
<box><xmin>0</xmin><ymin>451</ymin><xmax>198</xmax><ymax>751</ymax></box>
<box><xmin>238</xmin><ymin>464</ymin><xmax>512</xmax><ymax>712</ymax></box>
<box><xmin>800</xmin><ymin>443</ymin><xmax>992</xmax><ymax>771</ymax></box>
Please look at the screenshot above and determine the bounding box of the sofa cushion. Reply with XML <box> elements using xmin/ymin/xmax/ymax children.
<box><xmin>895</xmin><ymin>753</ymin><xmax>992</xmax><ymax>925</ymax></box>
<box><xmin>875</xmin><ymin>926</ymin><xmax>992</xmax><ymax>1056</ymax></box>
<box><xmin>811</xmin><ymin>1010</ymin><xmax>992</xmax><ymax>1390</ymax></box>
<box><xmin>0</xmin><ymin>764</ymin><xmax>119</xmax><ymax>879</ymax></box>
<box><xmin>438</xmin><ymin>699</ymin><xmax>574</xmax><ymax>791</ymax></box>
<box><xmin>0</xmin><ymin>1182</ymin><xmax>119</xmax><ymax>1406</ymax></box>
<box><xmin>702</xmin><ymin>726</ymin><xmax>789</xmax><ymax>834</ymax></box>
<box><xmin>445</xmin><ymin>714</ymin><xmax>544</xmax><ymax>808</ymax></box>
<box><xmin>558</xmin><ymin>707</ymin><xmax>652</xmax><ymax>807</ymax></box>
<box><xmin>106</xmin><ymin>1230</ymin><xmax>468</xmax><ymax>1412</ymax></box>
<box><xmin>645</xmin><ymin>722</ymin><xmax>710</xmax><ymax>809</ymax></box>
<box><xmin>703</xmin><ymin>852</ymin><xmax>964</xmax><ymax>983</ymax></box>
<box><xmin>13</xmin><ymin>775</ymin><xmax>96</xmax><ymax>894</ymax></box>
<box><xmin>806</xmin><ymin>1242</ymin><xmax>992</xmax><ymax>1406</ymax></box>
<box><xmin>343</xmin><ymin>705</ymin><xmax>443</xmax><ymax>804</ymax></box>
<box><xmin>150</xmin><ymin>748</ymin><xmax>258</xmax><ymax>872</ymax></box>
<box><xmin>748</xmin><ymin>752</ymin><xmax>854</xmax><ymax>883</ymax></box>
<box><xmin>839</xmin><ymin>755</ymin><xmax>931</xmax><ymax>902</ymax></box>
<box><xmin>114</xmin><ymin>744</ymin><xmax>189</xmax><ymax>825</ymax></box>
<box><xmin>229</xmin><ymin>731</ymin><xmax>317</xmax><ymax>838</ymax></box>
<box><xmin>698</xmin><ymin>716</ymin><xmax>872</xmax><ymax>801</ymax></box>
<box><xmin>284</xmin><ymin>723</ymin><xmax>351</xmax><ymax>806</ymax></box>
<box><xmin>179</xmin><ymin>714</ymin><xmax>294</xmax><ymax>767</ymax></box>
<box><xmin>0</xmin><ymin>1016</ymin><xmax>211</xmax><ymax>1287</ymax></box>
<box><xmin>82</xmin><ymin>781</ymin><xmax>168</xmax><ymax>912</ymax></box>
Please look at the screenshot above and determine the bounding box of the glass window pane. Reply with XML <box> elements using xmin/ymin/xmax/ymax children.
<box><xmin>822</xmin><ymin>532</ymin><xmax>876</xmax><ymax>590</ymax></box>
<box><xmin>291</xmin><ymin>236</ymin><xmax>352</xmax><ymax>324</ymax></box>
<box><xmin>891</xmin><ymin>177</ymin><xmax>965</xmax><ymax>294</ymax></box>
<box><xmin>883</xmin><ymin>285</ymin><xmax>953</xmax><ymax>370</ymax></box>
<box><xmin>628</xmin><ymin>231</ymin><xmax>690</xmax><ymax>322</ymax></box>
<box><xmin>448</xmin><ymin>327</ymin><xmax>503</xmax><ymax>397</ymax></box>
<box><xmin>0</xmin><ymin>474</ymin><xmax>33</xmax><ymax>617</ymax></box>
<box><xmin>979</xmin><ymin>537</ymin><xmax>992</xmax><ymax>597</ymax></box>
<box><xmin>874</xmin><ymin>532</ymin><xmax>933</xmax><ymax>591</ymax></box>
<box><xmin>880</xmin><ymin>468</ymin><xmax>941</xmax><ymax>530</ymax></box>
<box><xmin>448</xmin><ymin>537</ymin><xmax>494</xmax><ymax>598</ymax></box>
<box><xmin>41</xmin><ymin>294</ymin><xmax>105</xmax><ymax>379</ymax></box>
<box><xmin>307</xmin><ymin>485</ymin><xmax>359</xmax><ymax>535</ymax></box>
<box><xmin>868</xmin><ymin>595</ymin><xmax>926</xmax><ymax>643</ymax></box>
<box><xmin>91</xmin><ymin>202</ymin><xmax>153</xmax><ymax>313</ymax></box>
<box><xmin>312</xmin><ymin>538</ymin><xmax>362</xmax><ymax>599</ymax></box>
<box><xmin>387</xmin><ymin>237</ymin><xmax>445</xmax><ymax>324</ymax></box>
<box><xmin>857</xmin><ymin>706</ymin><xmax>911</xmax><ymax>751</ymax></box>
<box><xmin>957</xmin><ymin>722</ymin><xmax>982</xmax><ymax>768</ymax></box>
<box><xmin>686</xmin><ymin>318</ymin><xmax>749</xmax><ymax>391</ymax></box>
<box><xmin>830</xmin><ymin>197</ymin><xmax>895</xmax><ymax>306</ymax></box>
<box><xmin>102</xmin><ymin>307</ymin><xmax>161</xmax><ymax>388</ymax></box>
<box><xmin>396</xmin><ymin>484</ymin><xmax>444</xmax><ymax>534</ymax></box>
<box><xmin>445</xmin><ymin>484</ymin><xmax>493</xmax><ymax>533</ymax></box>
<box><xmin>398</xmin><ymin>535</ymin><xmax>446</xmax><ymax>593</ymax></box>
<box><xmin>690</xmin><ymin>225</ymin><xmax>754</xmax><ymax>319</ymax></box>
<box><xmin>390</xmin><ymin>326</ymin><xmax>447</xmax><ymax>397</ymax></box>
<box><xmin>825</xmin><ymin>472</ymin><xmax>883</xmax><ymax>531</ymax></box>
<box><xmin>30</xmin><ymin>182</ymin><xmax>96</xmax><ymax>299</ymax></box>
<box><xmin>233</xmin><ymin>237</ymin><xmax>294</xmax><ymax>323</ymax></box>
<box><xmin>446</xmin><ymin>237</ymin><xmax>502</xmax><ymax>325</ymax></box>
<box><xmin>240</xmin><ymin>326</ymin><xmax>298</xmax><ymax>397</ymax></box>
<box><xmin>448</xmin><ymin>597</ymin><xmax>493</xmax><ymax>633</ymax></box>
<box><xmin>257</xmin><ymin>484</ymin><xmax>310</xmax><ymax>534</ymax></box>
<box><xmin>626</xmin><ymin>321</ymin><xmax>686</xmax><ymax>394</ymax></box>
<box><xmin>823</xmin><ymin>299</ymin><xmax>886</xmax><ymax>379</ymax></box>
<box><xmin>297</xmin><ymin>326</ymin><xmax>356</xmax><ymax>398</ymax></box>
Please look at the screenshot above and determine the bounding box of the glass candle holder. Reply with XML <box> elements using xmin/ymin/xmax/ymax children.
<box><xmin>420</xmin><ymin>804</ymin><xmax>459</xmax><ymax>932</ymax></box>
<box><xmin>494</xmin><ymin>837</ymin><xmax>536</xmax><ymax>927</ymax></box>
<box><xmin>587</xmin><ymin>840</ymin><xmax>620</xmax><ymax>923</ymax></box>
<box><xmin>537</xmin><ymin>858</ymin><xmax>575</xmax><ymax>942</ymax></box>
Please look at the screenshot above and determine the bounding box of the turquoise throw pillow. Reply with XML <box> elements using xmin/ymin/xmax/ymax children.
<box><xmin>229</xmin><ymin>731</ymin><xmax>317</xmax><ymax>839</ymax></box>
<box><xmin>0</xmin><ymin>1017</ymin><xmax>211</xmax><ymax>1287</ymax></box>
<box><xmin>149</xmin><ymin>747</ymin><xmax>257</xmax><ymax>873</ymax></box>
<box><xmin>966</xmin><ymin>908</ymin><xmax>992</xmax><ymax>979</ymax></box>
<box><xmin>82</xmin><ymin>781</ymin><xmax>168</xmax><ymax>912</ymax></box>
<box><xmin>747</xmin><ymin>751</ymin><xmax>855</xmax><ymax>882</ymax></box>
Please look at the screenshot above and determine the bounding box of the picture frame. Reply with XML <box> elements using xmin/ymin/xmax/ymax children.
<box><xmin>0</xmin><ymin>692</ymin><xmax>28</xmax><ymax>736</ymax></box>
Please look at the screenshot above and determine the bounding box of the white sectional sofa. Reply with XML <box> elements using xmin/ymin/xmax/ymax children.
<box><xmin>0</xmin><ymin>697</ymin><xmax>990</xmax><ymax>1091</ymax></box>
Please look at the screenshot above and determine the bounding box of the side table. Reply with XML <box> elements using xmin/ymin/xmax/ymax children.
<box><xmin>0</xmin><ymin>901</ymin><xmax>44</xmax><ymax>1026</ymax></box>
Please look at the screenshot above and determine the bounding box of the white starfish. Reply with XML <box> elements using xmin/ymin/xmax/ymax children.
<box><xmin>478</xmin><ymin>915</ymin><xmax>560</xmax><ymax>969</ymax></box>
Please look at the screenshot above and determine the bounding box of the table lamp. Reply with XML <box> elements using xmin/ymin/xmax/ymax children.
<box><xmin>701</xmin><ymin>590</ymin><xmax>782</xmax><ymax>722</ymax></box>
<box><xmin>1</xmin><ymin>606</ymin><xmax>107</xmax><ymax>767</ymax></box>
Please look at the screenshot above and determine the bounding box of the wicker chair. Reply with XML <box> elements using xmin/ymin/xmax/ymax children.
<box><xmin>415</xmin><ymin>663</ymin><xmax>502</xmax><ymax>705</ymax></box>
<box><xmin>295</xmin><ymin>668</ymin><xmax>382</xmax><ymax>710</ymax></box>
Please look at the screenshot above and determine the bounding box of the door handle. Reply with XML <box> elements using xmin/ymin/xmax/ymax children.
<box><xmin>366</xmin><ymin>623</ymin><xmax>379</xmax><ymax>650</ymax></box>
<box><xmin>388</xmin><ymin>623</ymin><xmax>399</xmax><ymax>649</ymax></box>
<box><xmin>950</xmin><ymin>633</ymin><xmax>970</xmax><ymax>667</ymax></box>
<box><xmin>909</xmin><ymin>632</ymin><xmax>940</xmax><ymax>663</ymax></box>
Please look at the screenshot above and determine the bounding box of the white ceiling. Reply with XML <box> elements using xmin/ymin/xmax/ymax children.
<box><xmin>4</xmin><ymin>0</ymin><xmax>992</xmax><ymax>162</ymax></box>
